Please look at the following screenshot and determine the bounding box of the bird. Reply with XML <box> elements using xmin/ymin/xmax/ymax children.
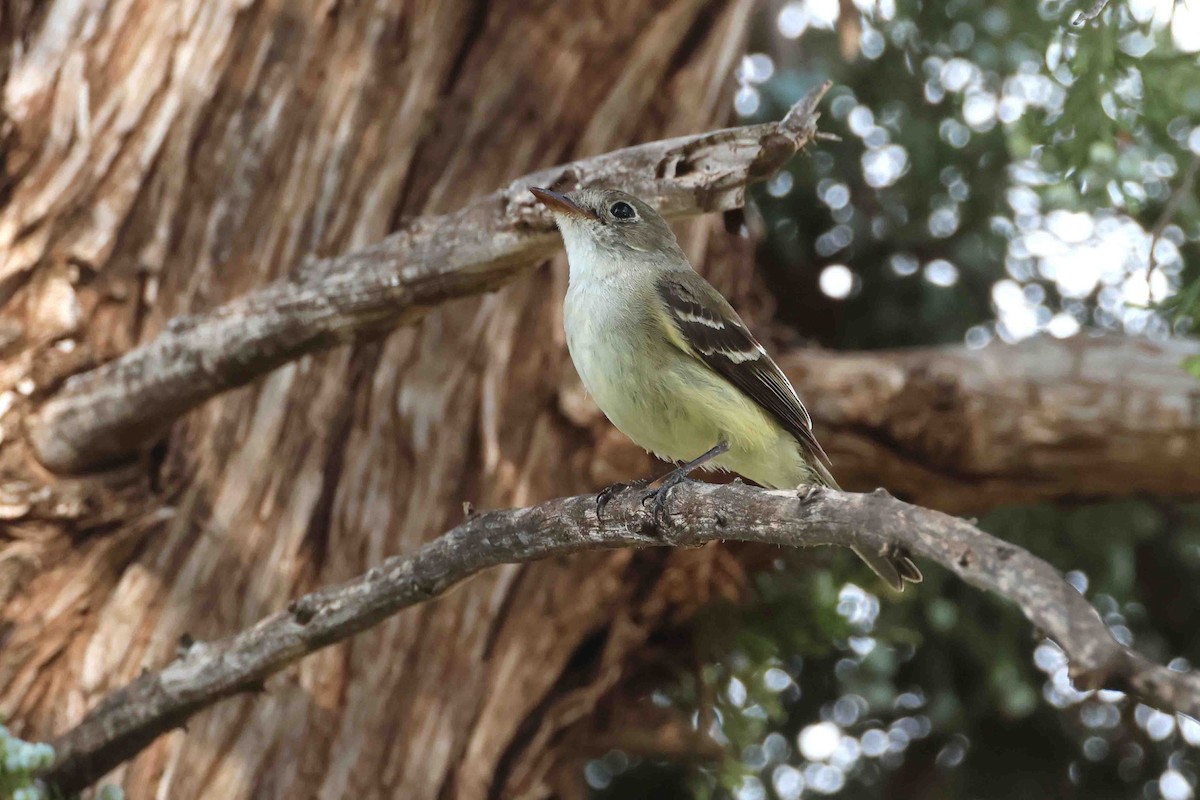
<box><xmin>530</xmin><ymin>186</ymin><xmax>921</xmax><ymax>591</ymax></box>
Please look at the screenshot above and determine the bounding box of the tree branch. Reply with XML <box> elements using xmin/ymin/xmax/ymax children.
<box><xmin>40</xmin><ymin>482</ymin><xmax>1200</xmax><ymax>794</ymax></box>
<box><xmin>778</xmin><ymin>335</ymin><xmax>1200</xmax><ymax>512</ymax></box>
<box><xmin>27</xmin><ymin>84</ymin><xmax>831</xmax><ymax>474</ymax></box>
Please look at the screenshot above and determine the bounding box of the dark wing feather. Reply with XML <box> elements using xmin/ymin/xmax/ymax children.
<box><xmin>655</xmin><ymin>272</ymin><xmax>833</xmax><ymax>474</ymax></box>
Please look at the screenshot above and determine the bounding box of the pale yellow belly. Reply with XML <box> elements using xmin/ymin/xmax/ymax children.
<box><xmin>564</xmin><ymin>287</ymin><xmax>813</xmax><ymax>489</ymax></box>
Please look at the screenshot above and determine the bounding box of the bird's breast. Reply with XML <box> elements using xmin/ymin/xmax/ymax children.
<box><xmin>563</xmin><ymin>279</ymin><xmax>724</xmax><ymax>463</ymax></box>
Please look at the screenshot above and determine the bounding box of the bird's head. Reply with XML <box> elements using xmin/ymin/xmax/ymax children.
<box><xmin>530</xmin><ymin>187</ymin><xmax>683</xmax><ymax>268</ymax></box>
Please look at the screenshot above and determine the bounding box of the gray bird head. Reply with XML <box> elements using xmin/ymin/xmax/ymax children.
<box><xmin>530</xmin><ymin>187</ymin><xmax>684</xmax><ymax>265</ymax></box>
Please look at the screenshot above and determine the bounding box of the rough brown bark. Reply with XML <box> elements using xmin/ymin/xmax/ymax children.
<box><xmin>0</xmin><ymin>2</ymin><xmax>759</xmax><ymax>798</ymax></box>
<box><xmin>785</xmin><ymin>335</ymin><xmax>1200</xmax><ymax>512</ymax></box>
<box><xmin>41</xmin><ymin>482</ymin><xmax>1200</xmax><ymax>794</ymax></box>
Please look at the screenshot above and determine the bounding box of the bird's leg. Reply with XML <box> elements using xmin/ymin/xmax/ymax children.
<box><xmin>643</xmin><ymin>441</ymin><xmax>730</xmax><ymax>529</ymax></box>
<box><xmin>596</xmin><ymin>477</ymin><xmax>652</xmax><ymax>520</ymax></box>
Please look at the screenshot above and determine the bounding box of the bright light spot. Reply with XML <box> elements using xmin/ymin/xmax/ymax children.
<box><xmin>1188</xmin><ymin>127</ymin><xmax>1200</xmax><ymax>156</ymax></box>
<box><xmin>992</xmin><ymin>279</ymin><xmax>1024</xmax><ymax>310</ymax></box>
<box><xmin>1046</xmin><ymin>210</ymin><xmax>1095</xmax><ymax>243</ymax></box>
<box><xmin>1141</xmin><ymin>706</ymin><xmax>1176</xmax><ymax>740</ymax></box>
<box><xmin>848</xmin><ymin>635</ymin><xmax>875</xmax><ymax>656</ymax></box>
<box><xmin>777</xmin><ymin>2</ymin><xmax>809</xmax><ymax>38</ymax></box>
<box><xmin>798</xmin><ymin>722</ymin><xmax>842</xmax><ymax>761</ymax></box>
<box><xmin>963</xmin><ymin>92</ymin><xmax>998</xmax><ymax>130</ymax></box>
<box><xmin>1034</xmin><ymin>641</ymin><xmax>1068</xmax><ymax>673</ymax></box>
<box><xmin>831</xmin><ymin>735</ymin><xmax>862</xmax><ymax>769</ymax></box>
<box><xmin>940</xmin><ymin>58</ymin><xmax>976</xmax><ymax>92</ymax></box>
<box><xmin>1173</xmin><ymin>3</ymin><xmax>1200</xmax><ymax>52</ymax></box>
<box><xmin>1047</xmin><ymin>313</ymin><xmax>1080</xmax><ymax>338</ymax></box>
<box><xmin>860</xmin><ymin>728</ymin><xmax>888</xmax><ymax>757</ymax></box>
<box><xmin>833</xmin><ymin>695</ymin><xmax>864</xmax><ymax>726</ymax></box>
<box><xmin>929</xmin><ymin>206</ymin><xmax>961</xmax><ymax>238</ymax></box>
<box><xmin>735</xmin><ymin>86</ymin><xmax>760</xmax><ymax>116</ymax></box>
<box><xmin>1121</xmin><ymin>273</ymin><xmax>1152</xmax><ymax>306</ymax></box>
<box><xmin>772</xmin><ymin>765</ymin><xmax>805</xmax><ymax>800</ymax></box>
<box><xmin>848</xmin><ymin>105</ymin><xmax>875</xmax><ymax>137</ymax></box>
<box><xmin>1180</xmin><ymin>715</ymin><xmax>1200</xmax><ymax>746</ymax></box>
<box><xmin>764</xmin><ymin>732</ymin><xmax>790</xmax><ymax>763</ymax></box>
<box><xmin>924</xmin><ymin>259</ymin><xmax>959</xmax><ymax>287</ymax></box>
<box><xmin>1161</xmin><ymin>770</ymin><xmax>1194</xmax><ymax>800</ymax></box>
<box><xmin>820</xmin><ymin>264</ymin><xmax>855</xmax><ymax>299</ymax></box>
<box><xmin>837</xmin><ymin>582</ymin><xmax>880</xmax><ymax>629</ymax></box>
<box><xmin>805</xmin><ymin>763</ymin><xmax>846</xmax><ymax>794</ymax></box>
<box><xmin>821</xmin><ymin>182</ymin><xmax>851</xmax><ymax>209</ymax></box>
<box><xmin>862</xmin><ymin>26</ymin><xmax>885</xmax><ymax>58</ymax></box>
<box><xmin>890</xmin><ymin>253</ymin><xmax>919</xmax><ymax>276</ymax></box>
<box><xmin>1128</xmin><ymin>0</ymin><xmax>1158</xmax><ymax>23</ymax></box>
<box><xmin>584</xmin><ymin>760</ymin><xmax>612</xmax><ymax>789</ymax></box>
<box><xmin>767</xmin><ymin>170</ymin><xmax>794</xmax><ymax>197</ymax></box>
<box><xmin>807</xmin><ymin>0</ymin><xmax>841</xmax><ymax>29</ymax></box>
<box><xmin>728</xmin><ymin>676</ymin><xmax>748</xmax><ymax>706</ymax></box>
<box><xmin>939</xmin><ymin>118</ymin><xmax>970</xmax><ymax>148</ymax></box>
<box><xmin>764</xmin><ymin>667</ymin><xmax>794</xmax><ymax>692</ymax></box>
<box><xmin>735</xmin><ymin>775</ymin><xmax>767</xmax><ymax>800</ymax></box>
<box><xmin>744</xmin><ymin>53</ymin><xmax>775</xmax><ymax>84</ymax></box>
<box><xmin>1065</xmin><ymin>570</ymin><xmax>1089</xmax><ymax>593</ymax></box>
<box><xmin>816</xmin><ymin>225</ymin><xmax>854</xmax><ymax>256</ymax></box>
<box><xmin>862</xmin><ymin>144</ymin><xmax>909</xmax><ymax>187</ymax></box>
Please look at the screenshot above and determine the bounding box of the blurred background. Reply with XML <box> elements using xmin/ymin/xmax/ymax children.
<box><xmin>591</xmin><ymin>1</ymin><xmax>1200</xmax><ymax>798</ymax></box>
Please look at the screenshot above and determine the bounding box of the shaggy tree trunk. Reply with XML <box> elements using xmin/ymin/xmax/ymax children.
<box><xmin>0</xmin><ymin>1</ymin><xmax>757</xmax><ymax>798</ymax></box>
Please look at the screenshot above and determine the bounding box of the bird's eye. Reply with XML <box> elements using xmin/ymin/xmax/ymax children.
<box><xmin>610</xmin><ymin>201</ymin><xmax>636</xmax><ymax>220</ymax></box>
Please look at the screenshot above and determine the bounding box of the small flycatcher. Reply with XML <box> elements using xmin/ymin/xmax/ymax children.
<box><xmin>531</xmin><ymin>186</ymin><xmax>920</xmax><ymax>591</ymax></box>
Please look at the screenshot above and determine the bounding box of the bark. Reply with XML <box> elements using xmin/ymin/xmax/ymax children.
<box><xmin>0</xmin><ymin>2</ymin><xmax>761</xmax><ymax>798</ymax></box>
<box><xmin>783</xmin><ymin>334</ymin><xmax>1200</xmax><ymax>512</ymax></box>
<box><xmin>42</xmin><ymin>483</ymin><xmax>1200</xmax><ymax>794</ymax></box>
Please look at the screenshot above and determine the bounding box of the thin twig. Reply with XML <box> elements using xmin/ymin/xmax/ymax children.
<box><xmin>1071</xmin><ymin>0</ymin><xmax>1111</xmax><ymax>25</ymax></box>
<box><xmin>40</xmin><ymin>482</ymin><xmax>1200</xmax><ymax>793</ymax></box>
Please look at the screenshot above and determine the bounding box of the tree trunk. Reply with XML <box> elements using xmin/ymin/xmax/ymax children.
<box><xmin>0</xmin><ymin>1</ymin><xmax>756</xmax><ymax>798</ymax></box>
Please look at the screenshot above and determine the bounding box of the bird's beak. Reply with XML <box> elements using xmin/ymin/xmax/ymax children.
<box><xmin>530</xmin><ymin>187</ymin><xmax>598</xmax><ymax>221</ymax></box>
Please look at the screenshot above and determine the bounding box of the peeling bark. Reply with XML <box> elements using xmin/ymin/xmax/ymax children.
<box><xmin>0</xmin><ymin>2</ymin><xmax>760</xmax><ymax>798</ymax></box>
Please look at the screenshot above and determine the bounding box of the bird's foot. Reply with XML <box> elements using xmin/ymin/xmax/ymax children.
<box><xmin>641</xmin><ymin>469</ymin><xmax>692</xmax><ymax>530</ymax></box>
<box><xmin>596</xmin><ymin>477</ymin><xmax>651</xmax><ymax>520</ymax></box>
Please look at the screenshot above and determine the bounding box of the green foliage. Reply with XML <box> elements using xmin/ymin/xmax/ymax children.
<box><xmin>744</xmin><ymin>0</ymin><xmax>1199</xmax><ymax>352</ymax></box>
<box><xmin>0</xmin><ymin>725</ymin><xmax>55</xmax><ymax>800</ymax></box>
<box><xmin>0</xmin><ymin>723</ymin><xmax>124</xmax><ymax>800</ymax></box>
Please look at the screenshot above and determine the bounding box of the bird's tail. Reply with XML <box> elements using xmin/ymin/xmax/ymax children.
<box><xmin>807</xmin><ymin>458</ymin><xmax>922</xmax><ymax>592</ymax></box>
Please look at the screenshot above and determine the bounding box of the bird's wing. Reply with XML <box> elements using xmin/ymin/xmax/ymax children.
<box><xmin>653</xmin><ymin>270</ymin><xmax>834</xmax><ymax>476</ymax></box>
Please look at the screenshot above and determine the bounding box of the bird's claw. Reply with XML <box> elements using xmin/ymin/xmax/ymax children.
<box><xmin>596</xmin><ymin>477</ymin><xmax>650</xmax><ymax>520</ymax></box>
<box><xmin>642</xmin><ymin>473</ymin><xmax>689</xmax><ymax>530</ymax></box>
